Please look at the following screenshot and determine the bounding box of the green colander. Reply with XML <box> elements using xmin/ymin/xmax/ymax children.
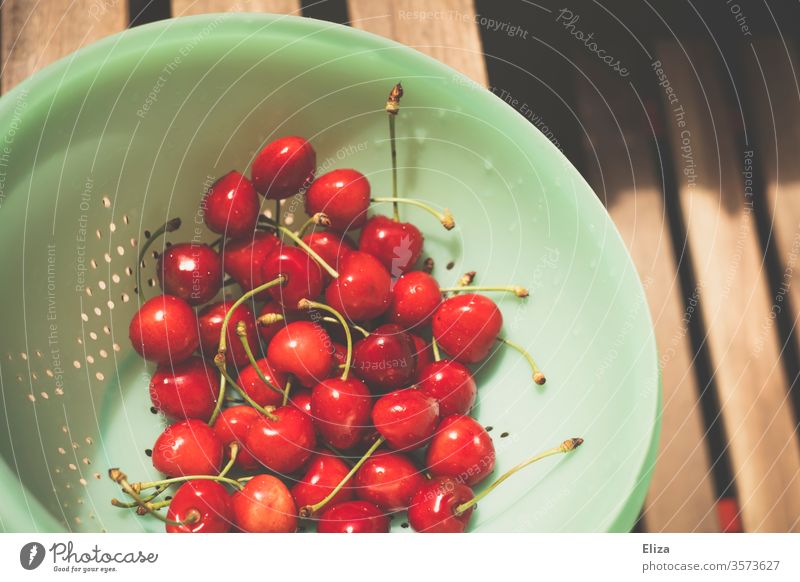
<box><xmin>0</xmin><ymin>13</ymin><xmax>660</xmax><ymax>533</ymax></box>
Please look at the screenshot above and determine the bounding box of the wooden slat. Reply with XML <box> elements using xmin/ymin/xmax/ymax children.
<box><xmin>1</xmin><ymin>0</ymin><xmax>127</xmax><ymax>92</ymax></box>
<box><xmin>657</xmin><ymin>41</ymin><xmax>800</xmax><ymax>532</ymax></box>
<box><xmin>577</xmin><ymin>59</ymin><xmax>719</xmax><ymax>532</ymax></box>
<box><xmin>172</xmin><ymin>0</ymin><xmax>300</xmax><ymax>16</ymax></box>
<box><xmin>347</xmin><ymin>0</ymin><xmax>487</xmax><ymax>85</ymax></box>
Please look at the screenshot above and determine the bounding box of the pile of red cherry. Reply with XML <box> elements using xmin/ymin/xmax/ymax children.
<box><xmin>112</xmin><ymin>84</ymin><xmax>582</xmax><ymax>533</ymax></box>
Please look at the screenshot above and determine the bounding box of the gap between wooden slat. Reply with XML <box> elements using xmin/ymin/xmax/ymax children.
<box><xmin>656</xmin><ymin>40</ymin><xmax>800</xmax><ymax>532</ymax></box>
<box><xmin>347</xmin><ymin>0</ymin><xmax>487</xmax><ymax>85</ymax></box>
<box><xmin>1</xmin><ymin>0</ymin><xmax>127</xmax><ymax>92</ymax></box>
<box><xmin>576</xmin><ymin>57</ymin><xmax>719</xmax><ymax>533</ymax></box>
<box><xmin>171</xmin><ymin>0</ymin><xmax>301</xmax><ymax>16</ymax></box>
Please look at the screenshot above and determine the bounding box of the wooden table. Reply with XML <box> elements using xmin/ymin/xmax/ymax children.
<box><xmin>2</xmin><ymin>0</ymin><xmax>798</xmax><ymax>532</ymax></box>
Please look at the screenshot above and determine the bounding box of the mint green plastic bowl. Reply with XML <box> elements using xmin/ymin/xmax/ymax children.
<box><xmin>0</xmin><ymin>14</ymin><xmax>659</xmax><ymax>532</ymax></box>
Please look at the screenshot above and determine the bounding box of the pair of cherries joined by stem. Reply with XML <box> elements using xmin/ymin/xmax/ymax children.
<box><xmin>117</xmin><ymin>82</ymin><xmax>567</xmax><ymax>534</ymax></box>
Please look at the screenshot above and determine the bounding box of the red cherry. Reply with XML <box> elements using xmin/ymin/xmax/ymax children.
<box><xmin>261</xmin><ymin>245</ymin><xmax>323</xmax><ymax>309</ymax></box>
<box><xmin>157</xmin><ymin>243</ymin><xmax>222</xmax><ymax>306</ymax></box>
<box><xmin>317</xmin><ymin>501</ymin><xmax>390</xmax><ymax>533</ymax></box>
<box><xmin>408</xmin><ymin>477</ymin><xmax>474</xmax><ymax>533</ymax></box>
<box><xmin>129</xmin><ymin>294</ymin><xmax>199</xmax><ymax>364</ymax></box>
<box><xmin>331</xmin><ymin>342</ymin><xmax>348</xmax><ymax>370</ymax></box>
<box><xmin>291</xmin><ymin>451</ymin><xmax>354</xmax><ymax>510</ymax></box>
<box><xmin>231</xmin><ymin>474</ymin><xmax>297</xmax><ymax>532</ymax></box>
<box><xmin>431</xmin><ymin>294</ymin><xmax>503</xmax><ymax>364</ymax></box>
<box><xmin>166</xmin><ymin>480</ymin><xmax>232</xmax><ymax>533</ymax></box>
<box><xmin>245</xmin><ymin>406</ymin><xmax>316</xmax><ymax>474</ymax></box>
<box><xmin>352</xmin><ymin>324</ymin><xmax>417</xmax><ymax>391</ymax></box>
<box><xmin>305</xmin><ymin>169</ymin><xmax>370</xmax><ymax>231</ymax></box>
<box><xmin>221</xmin><ymin>232</ymin><xmax>281</xmax><ymax>300</ymax></box>
<box><xmin>212</xmin><ymin>405</ymin><xmax>260</xmax><ymax>471</ymax></box>
<box><xmin>426</xmin><ymin>415</ymin><xmax>495</xmax><ymax>486</ymax></box>
<box><xmin>202</xmin><ymin>171</ymin><xmax>260</xmax><ymax>239</ymax></box>
<box><xmin>387</xmin><ymin>271</ymin><xmax>441</xmax><ymax>330</ymax></box>
<box><xmin>267</xmin><ymin>321</ymin><xmax>334</xmax><ymax>388</ymax></box>
<box><xmin>311</xmin><ymin>377</ymin><xmax>372</xmax><ymax>450</ymax></box>
<box><xmin>197</xmin><ymin>301</ymin><xmax>260</xmax><ymax>369</ymax></box>
<box><xmin>410</xmin><ymin>334</ymin><xmax>434</xmax><ymax>381</ymax></box>
<box><xmin>288</xmin><ymin>388</ymin><xmax>313</xmax><ymax>425</ymax></box>
<box><xmin>302</xmin><ymin>230</ymin><xmax>354</xmax><ymax>284</ymax></box>
<box><xmin>353</xmin><ymin>451</ymin><xmax>425</xmax><ymax>512</ymax></box>
<box><xmin>372</xmin><ymin>389</ymin><xmax>439</xmax><ymax>451</ymax></box>
<box><xmin>251</xmin><ymin>136</ymin><xmax>316</xmax><ymax>200</ymax></box>
<box><xmin>359</xmin><ymin>215</ymin><xmax>424</xmax><ymax>276</ymax></box>
<box><xmin>257</xmin><ymin>299</ymin><xmax>291</xmax><ymax>344</ymax></box>
<box><xmin>417</xmin><ymin>360</ymin><xmax>477</xmax><ymax>417</ymax></box>
<box><xmin>149</xmin><ymin>356</ymin><xmax>220</xmax><ymax>420</ymax></box>
<box><xmin>325</xmin><ymin>251</ymin><xmax>391</xmax><ymax>322</ymax></box>
<box><xmin>237</xmin><ymin>357</ymin><xmax>288</xmax><ymax>407</ymax></box>
<box><xmin>152</xmin><ymin>419</ymin><xmax>223</xmax><ymax>477</ymax></box>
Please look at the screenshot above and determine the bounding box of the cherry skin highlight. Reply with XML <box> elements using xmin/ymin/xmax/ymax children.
<box><xmin>417</xmin><ymin>360</ymin><xmax>477</xmax><ymax>417</ymax></box>
<box><xmin>426</xmin><ymin>414</ymin><xmax>495</xmax><ymax>486</ymax></box>
<box><xmin>408</xmin><ymin>476</ymin><xmax>474</xmax><ymax>533</ymax></box>
<box><xmin>291</xmin><ymin>450</ymin><xmax>354</xmax><ymax>510</ymax></box>
<box><xmin>387</xmin><ymin>271</ymin><xmax>441</xmax><ymax>330</ymax></box>
<box><xmin>149</xmin><ymin>356</ymin><xmax>220</xmax><ymax>421</ymax></box>
<box><xmin>372</xmin><ymin>389</ymin><xmax>439</xmax><ymax>451</ymax></box>
<box><xmin>157</xmin><ymin>243</ymin><xmax>222</xmax><ymax>306</ymax></box>
<box><xmin>221</xmin><ymin>232</ymin><xmax>281</xmax><ymax>300</ymax></box>
<box><xmin>431</xmin><ymin>293</ymin><xmax>503</xmax><ymax>364</ymax></box>
<box><xmin>129</xmin><ymin>294</ymin><xmax>199</xmax><ymax>364</ymax></box>
<box><xmin>236</xmin><ymin>357</ymin><xmax>288</xmax><ymax>408</ymax></box>
<box><xmin>305</xmin><ymin>169</ymin><xmax>370</xmax><ymax>231</ymax></box>
<box><xmin>232</xmin><ymin>474</ymin><xmax>297</xmax><ymax>532</ymax></box>
<box><xmin>261</xmin><ymin>245</ymin><xmax>323</xmax><ymax>309</ymax></box>
<box><xmin>152</xmin><ymin>419</ymin><xmax>223</xmax><ymax>477</ymax></box>
<box><xmin>197</xmin><ymin>301</ymin><xmax>260</xmax><ymax>369</ymax></box>
<box><xmin>354</xmin><ymin>451</ymin><xmax>425</xmax><ymax>512</ymax></box>
<box><xmin>311</xmin><ymin>377</ymin><xmax>372</xmax><ymax>450</ymax></box>
<box><xmin>166</xmin><ymin>480</ymin><xmax>232</xmax><ymax>533</ymax></box>
<box><xmin>202</xmin><ymin>170</ymin><xmax>260</xmax><ymax>239</ymax></box>
<box><xmin>245</xmin><ymin>406</ymin><xmax>316</xmax><ymax>474</ymax></box>
<box><xmin>352</xmin><ymin>324</ymin><xmax>417</xmax><ymax>391</ymax></box>
<box><xmin>317</xmin><ymin>501</ymin><xmax>390</xmax><ymax>533</ymax></box>
<box><xmin>251</xmin><ymin>136</ymin><xmax>316</xmax><ymax>200</ymax></box>
<box><xmin>359</xmin><ymin>215</ymin><xmax>424</xmax><ymax>276</ymax></box>
<box><xmin>289</xmin><ymin>388</ymin><xmax>314</xmax><ymax>426</ymax></box>
<box><xmin>267</xmin><ymin>321</ymin><xmax>334</xmax><ymax>388</ymax></box>
<box><xmin>213</xmin><ymin>405</ymin><xmax>261</xmax><ymax>471</ymax></box>
<box><xmin>325</xmin><ymin>251</ymin><xmax>392</xmax><ymax>322</ymax></box>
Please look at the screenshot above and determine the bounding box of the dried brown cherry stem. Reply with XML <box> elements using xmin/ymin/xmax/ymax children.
<box><xmin>454</xmin><ymin>438</ymin><xmax>583</xmax><ymax>516</ymax></box>
<box><xmin>423</xmin><ymin>257</ymin><xmax>435</xmax><ymax>274</ymax></box>
<box><xmin>458</xmin><ymin>271</ymin><xmax>476</xmax><ymax>287</ymax></box>
<box><xmin>298</xmin><ymin>299</ymin><xmax>352</xmax><ymax>380</ymax></box>
<box><xmin>135</xmin><ymin>217</ymin><xmax>181</xmax><ymax>299</ymax></box>
<box><xmin>497</xmin><ymin>336</ymin><xmax>546</xmax><ymax>385</ymax></box>
<box><xmin>108</xmin><ymin>468</ymin><xmax>200</xmax><ymax>526</ymax></box>
<box><xmin>386</xmin><ymin>82</ymin><xmax>403</xmax><ymax>222</ymax></box>
<box><xmin>371</xmin><ymin>197</ymin><xmax>454</xmax><ymax>230</ymax></box>
<box><xmin>298</xmin><ymin>436</ymin><xmax>386</xmax><ymax>518</ymax></box>
<box><xmin>257</xmin><ymin>312</ymin><xmax>285</xmax><ymax>327</ymax></box>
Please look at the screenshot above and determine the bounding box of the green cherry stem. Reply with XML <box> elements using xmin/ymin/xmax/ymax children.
<box><xmin>132</xmin><ymin>473</ymin><xmax>245</xmax><ymax>492</ymax></box>
<box><xmin>497</xmin><ymin>336</ymin><xmax>546</xmax><ymax>385</ymax></box>
<box><xmin>277</xmin><ymin>225</ymin><xmax>339</xmax><ymax>279</ymax></box>
<box><xmin>214</xmin><ymin>356</ymin><xmax>279</xmax><ymax>421</ymax></box>
<box><xmin>386</xmin><ymin>83</ymin><xmax>403</xmax><ymax>222</ymax></box>
<box><xmin>135</xmin><ymin>217</ymin><xmax>181</xmax><ymax>299</ymax></box>
<box><xmin>111</xmin><ymin>484</ymin><xmax>168</xmax><ymax>509</ymax></box>
<box><xmin>108</xmin><ymin>468</ymin><xmax>200</xmax><ymax>526</ymax></box>
<box><xmin>454</xmin><ymin>438</ymin><xmax>583</xmax><ymax>516</ymax></box>
<box><xmin>282</xmin><ymin>378</ymin><xmax>292</xmax><ymax>406</ymax></box>
<box><xmin>296</xmin><ymin>212</ymin><xmax>331</xmax><ymax>238</ymax></box>
<box><xmin>431</xmin><ymin>336</ymin><xmax>442</xmax><ymax>362</ymax></box>
<box><xmin>218</xmin><ymin>443</ymin><xmax>239</xmax><ymax>479</ymax></box>
<box><xmin>370</xmin><ymin>197</ymin><xmax>454</xmax><ymax>230</ymax></box>
<box><xmin>299</xmin><ymin>436</ymin><xmax>386</xmax><ymax>517</ymax></box>
<box><xmin>321</xmin><ymin>316</ymin><xmax>370</xmax><ymax>337</ymax></box>
<box><xmin>298</xmin><ymin>299</ymin><xmax>352</xmax><ymax>380</ymax></box>
<box><xmin>236</xmin><ymin>321</ymin><xmax>284</xmax><ymax>398</ymax></box>
<box><xmin>440</xmin><ymin>285</ymin><xmax>529</xmax><ymax>298</ymax></box>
